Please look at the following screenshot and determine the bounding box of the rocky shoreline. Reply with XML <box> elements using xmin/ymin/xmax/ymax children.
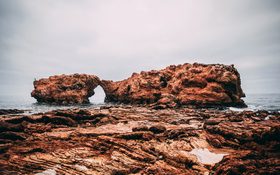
<box><xmin>1</xmin><ymin>63</ymin><xmax>279</xmax><ymax>174</ymax></box>
<box><xmin>0</xmin><ymin>105</ymin><xmax>279</xmax><ymax>174</ymax></box>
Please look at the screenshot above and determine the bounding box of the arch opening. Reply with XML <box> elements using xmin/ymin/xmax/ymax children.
<box><xmin>89</xmin><ymin>85</ymin><xmax>106</xmax><ymax>104</ymax></box>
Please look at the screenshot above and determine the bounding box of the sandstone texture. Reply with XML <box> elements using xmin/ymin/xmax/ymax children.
<box><xmin>31</xmin><ymin>63</ymin><xmax>246</xmax><ymax>107</ymax></box>
<box><xmin>0</xmin><ymin>106</ymin><xmax>279</xmax><ymax>174</ymax></box>
<box><xmin>101</xmin><ymin>63</ymin><xmax>246</xmax><ymax>108</ymax></box>
<box><xmin>31</xmin><ymin>74</ymin><xmax>100</xmax><ymax>104</ymax></box>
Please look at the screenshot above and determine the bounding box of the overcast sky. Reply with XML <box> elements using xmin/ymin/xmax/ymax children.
<box><xmin>0</xmin><ymin>0</ymin><xmax>279</xmax><ymax>102</ymax></box>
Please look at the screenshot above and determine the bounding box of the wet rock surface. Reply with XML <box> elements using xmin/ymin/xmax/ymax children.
<box><xmin>101</xmin><ymin>63</ymin><xmax>246</xmax><ymax>107</ymax></box>
<box><xmin>0</xmin><ymin>109</ymin><xmax>24</xmax><ymax>115</ymax></box>
<box><xmin>31</xmin><ymin>74</ymin><xmax>100</xmax><ymax>104</ymax></box>
<box><xmin>0</xmin><ymin>106</ymin><xmax>279</xmax><ymax>174</ymax></box>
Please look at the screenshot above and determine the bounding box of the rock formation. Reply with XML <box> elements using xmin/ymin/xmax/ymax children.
<box><xmin>0</xmin><ymin>106</ymin><xmax>279</xmax><ymax>174</ymax></box>
<box><xmin>31</xmin><ymin>74</ymin><xmax>100</xmax><ymax>104</ymax></box>
<box><xmin>101</xmin><ymin>63</ymin><xmax>246</xmax><ymax>107</ymax></box>
<box><xmin>31</xmin><ymin>63</ymin><xmax>246</xmax><ymax>107</ymax></box>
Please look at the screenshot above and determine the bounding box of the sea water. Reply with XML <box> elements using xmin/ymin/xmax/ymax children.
<box><xmin>0</xmin><ymin>93</ymin><xmax>279</xmax><ymax>114</ymax></box>
<box><xmin>0</xmin><ymin>94</ymin><xmax>105</xmax><ymax>114</ymax></box>
<box><xmin>232</xmin><ymin>93</ymin><xmax>280</xmax><ymax>112</ymax></box>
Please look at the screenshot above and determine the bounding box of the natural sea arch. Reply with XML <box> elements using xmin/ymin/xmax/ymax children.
<box><xmin>89</xmin><ymin>85</ymin><xmax>106</xmax><ymax>104</ymax></box>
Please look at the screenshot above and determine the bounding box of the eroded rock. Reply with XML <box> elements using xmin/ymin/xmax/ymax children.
<box><xmin>101</xmin><ymin>63</ymin><xmax>246</xmax><ymax>107</ymax></box>
<box><xmin>31</xmin><ymin>63</ymin><xmax>246</xmax><ymax>107</ymax></box>
<box><xmin>31</xmin><ymin>74</ymin><xmax>100</xmax><ymax>104</ymax></box>
<box><xmin>0</xmin><ymin>106</ymin><xmax>278</xmax><ymax>174</ymax></box>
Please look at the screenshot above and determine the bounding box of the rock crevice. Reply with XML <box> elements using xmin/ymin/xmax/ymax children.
<box><xmin>0</xmin><ymin>106</ymin><xmax>279</xmax><ymax>174</ymax></box>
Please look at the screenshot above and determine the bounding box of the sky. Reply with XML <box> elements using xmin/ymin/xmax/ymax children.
<box><xmin>0</xmin><ymin>0</ymin><xmax>280</xmax><ymax>103</ymax></box>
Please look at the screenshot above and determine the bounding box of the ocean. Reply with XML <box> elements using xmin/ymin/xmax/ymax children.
<box><xmin>229</xmin><ymin>93</ymin><xmax>280</xmax><ymax>112</ymax></box>
<box><xmin>0</xmin><ymin>93</ymin><xmax>279</xmax><ymax>114</ymax></box>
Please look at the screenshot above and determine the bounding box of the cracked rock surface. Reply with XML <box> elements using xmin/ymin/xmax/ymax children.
<box><xmin>0</xmin><ymin>106</ymin><xmax>279</xmax><ymax>175</ymax></box>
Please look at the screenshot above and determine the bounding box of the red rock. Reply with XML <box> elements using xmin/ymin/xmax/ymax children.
<box><xmin>0</xmin><ymin>106</ymin><xmax>279</xmax><ymax>174</ymax></box>
<box><xmin>31</xmin><ymin>74</ymin><xmax>100</xmax><ymax>104</ymax></box>
<box><xmin>212</xmin><ymin>152</ymin><xmax>280</xmax><ymax>175</ymax></box>
<box><xmin>132</xmin><ymin>126</ymin><xmax>149</xmax><ymax>132</ymax></box>
<box><xmin>101</xmin><ymin>63</ymin><xmax>246</xmax><ymax>107</ymax></box>
<box><xmin>31</xmin><ymin>63</ymin><xmax>246</xmax><ymax>107</ymax></box>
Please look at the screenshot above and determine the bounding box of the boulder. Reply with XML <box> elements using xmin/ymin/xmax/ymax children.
<box><xmin>31</xmin><ymin>74</ymin><xmax>100</xmax><ymax>104</ymax></box>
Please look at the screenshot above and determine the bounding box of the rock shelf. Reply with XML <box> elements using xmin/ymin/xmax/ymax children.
<box><xmin>0</xmin><ymin>106</ymin><xmax>279</xmax><ymax>174</ymax></box>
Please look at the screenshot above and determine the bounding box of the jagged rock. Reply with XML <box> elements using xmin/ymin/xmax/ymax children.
<box><xmin>212</xmin><ymin>152</ymin><xmax>280</xmax><ymax>175</ymax></box>
<box><xmin>0</xmin><ymin>106</ymin><xmax>279</xmax><ymax>174</ymax></box>
<box><xmin>101</xmin><ymin>63</ymin><xmax>246</xmax><ymax>107</ymax></box>
<box><xmin>31</xmin><ymin>63</ymin><xmax>246</xmax><ymax>107</ymax></box>
<box><xmin>31</xmin><ymin>74</ymin><xmax>100</xmax><ymax>104</ymax></box>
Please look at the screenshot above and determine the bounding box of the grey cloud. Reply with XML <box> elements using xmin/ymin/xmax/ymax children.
<box><xmin>0</xmin><ymin>0</ymin><xmax>279</xmax><ymax>101</ymax></box>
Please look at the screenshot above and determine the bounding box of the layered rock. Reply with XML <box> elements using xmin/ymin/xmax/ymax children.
<box><xmin>101</xmin><ymin>63</ymin><xmax>246</xmax><ymax>107</ymax></box>
<box><xmin>0</xmin><ymin>106</ymin><xmax>279</xmax><ymax>174</ymax></box>
<box><xmin>31</xmin><ymin>74</ymin><xmax>100</xmax><ymax>104</ymax></box>
<box><xmin>204</xmin><ymin>110</ymin><xmax>280</xmax><ymax>174</ymax></box>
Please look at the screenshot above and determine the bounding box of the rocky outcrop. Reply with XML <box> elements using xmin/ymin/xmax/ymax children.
<box><xmin>31</xmin><ymin>74</ymin><xmax>100</xmax><ymax>104</ymax></box>
<box><xmin>0</xmin><ymin>106</ymin><xmax>279</xmax><ymax>174</ymax></box>
<box><xmin>204</xmin><ymin>110</ymin><xmax>280</xmax><ymax>174</ymax></box>
<box><xmin>101</xmin><ymin>63</ymin><xmax>246</xmax><ymax>107</ymax></box>
<box><xmin>31</xmin><ymin>63</ymin><xmax>246</xmax><ymax>107</ymax></box>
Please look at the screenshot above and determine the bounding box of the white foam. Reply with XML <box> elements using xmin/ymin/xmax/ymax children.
<box><xmin>228</xmin><ymin>107</ymin><xmax>248</xmax><ymax>112</ymax></box>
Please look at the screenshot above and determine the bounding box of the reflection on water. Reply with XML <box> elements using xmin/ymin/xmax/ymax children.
<box><xmin>189</xmin><ymin>148</ymin><xmax>227</xmax><ymax>165</ymax></box>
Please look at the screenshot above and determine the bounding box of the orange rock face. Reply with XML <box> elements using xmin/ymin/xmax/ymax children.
<box><xmin>0</xmin><ymin>106</ymin><xmax>279</xmax><ymax>174</ymax></box>
<box><xmin>101</xmin><ymin>63</ymin><xmax>246</xmax><ymax>107</ymax></box>
<box><xmin>31</xmin><ymin>74</ymin><xmax>100</xmax><ymax>104</ymax></box>
<box><xmin>31</xmin><ymin>63</ymin><xmax>246</xmax><ymax>107</ymax></box>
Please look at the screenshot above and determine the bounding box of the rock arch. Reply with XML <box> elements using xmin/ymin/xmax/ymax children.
<box><xmin>89</xmin><ymin>85</ymin><xmax>106</xmax><ymax>104</ymax></box>
<box><xmin>31</xmin><ymin>63</ymin><xmax>246</xmax><ymax>107</ymax></box>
